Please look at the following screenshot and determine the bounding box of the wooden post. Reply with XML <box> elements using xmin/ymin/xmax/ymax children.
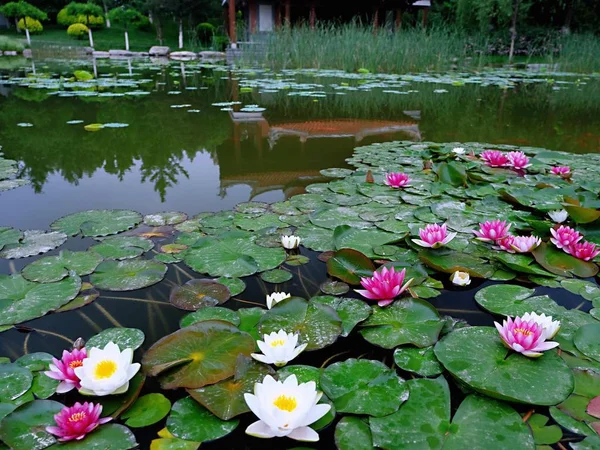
<box><xmin>309</xmin><ymin>1</ymin><xmax>316</xmax><ymax>29</ymax></box>
<box><xmin>373</xmin><ymin>7</ymin><xmax>379</xmax><ymax>32</ymax></box>
<box><xmin>395</xmin><ymin>9</ymin><xmax>402</xmax><ymax>30</ymax></box>
<box><xmin>284</xmin><ymin>0</ymin><xmax>291</xmax><ymax>26</ymax></box>
<box><xmin>249</xmin><ymin>0</ymin><xmax>257</xmax><ymax>34</ymax></box>
<box><xmin>422</xmin><ymin>7</ymin><xmax>429</xmax><ymax>27</ymax></box>
<box><xmin>228</xmin><ymin>0</ymin><xmax>237</xmax><ymax>48</ymax></box>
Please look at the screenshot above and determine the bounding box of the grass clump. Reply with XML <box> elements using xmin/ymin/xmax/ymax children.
<box><xmin>0</xmin><ymin>35</ymin><xmax>25</xmax><ymax>52</ymax></box>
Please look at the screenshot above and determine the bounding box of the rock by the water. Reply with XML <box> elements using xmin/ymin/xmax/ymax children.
<box><xmin>23</xmin><ymin>49</ymin><xmax>32</xmax><ymax>58</ymax></box>
<box><xmin>169</xmin><ymin>51</ymin><xmax>197</xmax><ymax>60</ymax></box>
<box><xmin>93</xmin><ymin>51</ymin><xmax>110</xmax><ymax>58</ymax></box>
<box><xmin>3</xmin><ymin>51</ymin><xmax>17</xmax><ymax>56</ymax></box>
<box><xmin>109</xmin><ymin>49</ymin><xmax>133</xmax><ymax>57</ymax></box>
<box><xmin>149</xmin><ymin>46</ymin><xmax>170</xmax><ymax>56</ymax></box>
<box><xmin>199</xmin><ymin>51</ymin><xmax>226</xmax><ymax>60</ymax></box>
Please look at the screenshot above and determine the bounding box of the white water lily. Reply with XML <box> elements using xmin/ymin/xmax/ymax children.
<box><xmin>74</xmin><ymin>342</ymin><xmax>140</xmax><ymax>396</ymax></box>
<box><xmin>452</xmin><ymin>147</ymin><xmax>466</xmax><ymax>155</ymax></box>
<box><xmin>281</xmin><ymin>235</ymin><xmax>301</xmax><ymax>250</ymax></box>
<box><xmin>520</xmin><ymin>312</ymin><xmax>561</xmax><ymax>340</ymax></box>
<box><xmin>548</xmin><ymin>209</ymin><xmax>568</xmax><ymax>224</ymax></box>
<box><xmin>251</xmin><ymin>330</ymin><xmax>307</xmax><ymax>367</ymax></box>
<box><xmin>451</xmin><ymin>271</ymin><xmax>471</xmax><ymax>286</ymax></box>
<box><xmin>266</xmin><ymin>292</ymin><xmax>291</xmax><ymax>309</ymax></box>
<box><xmin>244</xmin><ymin>374</ymin><xmax>331</xmax><ymax>442</ymax></box>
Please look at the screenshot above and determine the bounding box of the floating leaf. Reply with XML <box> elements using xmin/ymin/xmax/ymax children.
<box><xmin>170</xmin><ymin>280</ymin><xmax>231</xmax><ymax>311</ymax></box>
<box><xmin>393</xmin><ymin>346</ymin><xmax>443</xmax><ymax>377</ymax></box>
<box><xmin>90</xmin><ymin>259</ymin><xmax>167</xmax><ymax>291</ymax></box>
<box><xmin>310</xmin><ymin>296</ymin><xmax>371</xmax><ymax>336</ymax></box>
<box><xmin>0</xmin><ymin>230</ymin><xmax>67</xmax><ymax>259</ymax></box>
<box><xmin>237</xmin><ymin>307</ymin><xmax>265</xmax><ymax>342</ymax></box>
<box><xmin>90</xmin><ymin>237</ymin><xmax>153</xmax><ymax>260</ymax></box>
<box><xmin>285</xmin><ymin>254</ymin><xmax>310</xmax><ymax>266</ymax></box>
<box><xmin>532</xmin><ymin>242</ymin><xmax>598</xmax><ymax>278</ymax></box>
<box><xmin>121</xmin><ymin>394</ymin><xmax>171</xmax><ymax>428</ymax></box>
<box><xmin>96</xmin><ymin>373</ymin><xmax>145</xmax><ymax>418</ymax></box>
<box><xmin>418</xmin><ymin>248</ymin><xmax>494</xmax><ymax>278</ymax></box>
<box><xmin>142</xmin><ymin>321</ymin><xmax>255</xmax><ymax>389</ymax></box>
<box><xmin>333</xmin><ymin>225</ymin><xmax>400</xmax><ymax>257</ymax></box>
<box><xmin>215</xmin><ymin>277</ymin><xmax>245</xmax><ymax>296</ymax></box>
<box><xmin>563</xmin><ymin>204</ymin><xmax>600</xmax><ymax>224</ymax></box>
<box><xmin>0</xmin><ymin>227</ymin><xmax>22</xmax><ymax>251</ymax></box>
<box><xmin>326</xmin><ymin>248</ymin><xmax>375</xmax><ymax>284</ymax></box>
<box><xmin>436</xmin><ymin>161</ymin><xmax>467</xmax><ymax>187</ymax></box>
<box><xmin>574</xmin><ymin>323</ymin><xmax>600</xmax><ymax>363</ymax></box>
<box><xmin>144</xmin><ymin>212</ymin><xmax>188</xmax><ymax>226</ymax></box>
<box><xmin>166</xmin><ymin>397</ymin><xmax>238</xmax><ymax>442</ymax></box>
<box><xmin>527</xmin><ymin>414</ymin><xmax>563</xmax><ymax>445</ymax></box>
<box><xmin>87</xmin><ymin>328</ymin><xmax>145</xmax><ymax>351</ymax></box>
<box><xmin>180</xmin><ymin>307</ymin><xmax>240</xmax><ymax>328</ymax></box>
<box><xmin>51</xmin><ymin>210</ymin><xmax>142</xmax><ymax>237</ymax></box>
<box><xmin>0</xmin><ymin>364</ymin><xmax>33</xmax><ymax>402</ymax></box>
<box><xmin>320</xmin><ymin>280</ymin><xmax>350</xmax><ymax>296</ymax></box>
<box><xmin>260</xmin><ymin>269</ymin><xmax>292</xmax><ymax>284</ymax></box>
<box><xmin>334</xmin><ymin>417</ymin><xmax>373</xmax><ymax>450</ymax></box>
<box><xmin>22</xmin><ymin>251</ymin><xmax>103</xmax><ymax>283</ymax></box>
<box><xmin>0</xmin><ymin>399</ymin><xmax>63</xmax><ymax>450</ymax></box>
<box><xmin>58</xmin><ymin>424</ymin><xmax>138</xmax><ymax>449</ymax></box>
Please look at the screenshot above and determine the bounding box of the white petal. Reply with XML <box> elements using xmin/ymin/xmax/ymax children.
<box><xmin>56</xmin><ymin>381</ymin><xmax>75</xmax><ymax>394</ymax></box>
<box><xmin>297</xmin><ymin>403</ymin><xmax>331</xmax><ymax>427</ymax></box>
<box><xmin>287</xmin><ymin>426</ymin><xmax>320</xmax><ymax>442</ymax></box>
<box><xmin>411</xmin><ymin>239</ymin><xmax>432</xmax><ymax>248</ymax></box>
<box><xmin>126</xmin><ymin>363</ymin><xmax>141</xmax><ymax>380</ymax></box>
<box><xmin>245</xmin><ymin>420</ymin><xmax>279</xmax><ymax>439</ymax></box>
<box><xmin>251</xmin><ymin>353</ymin><xmax>273</xmax><ymax>365</ymax></box>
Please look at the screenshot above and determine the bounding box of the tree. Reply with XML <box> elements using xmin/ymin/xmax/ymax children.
<box><xmin>0</xmin><ymin>1</ymin><xmax>47</xmax><ymax>45</ymax></box>
<box><xmin>109</xmin><ymin>6</ymin><xmax>143</xmax><ymax>50</ymax></box>
<box><xmin>66</xmin><ymin>2</ymin><xmax>104</xmax><ymax>48</ymax></box>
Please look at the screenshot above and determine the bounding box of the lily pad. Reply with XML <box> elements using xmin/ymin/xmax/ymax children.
<box><xmin>22</xmin><ymin>251</ymin><xmax>103</xmax><ymax>283</ymax></box>
<box><xmin>144</xmin><ymin>212</ymin><xmax>188</xmax><ymax>226</ymax></box>
<box><xmin>320</xmin><ymin>359</ymin><xmax>408</xmax><ymax>417</ymax></box>
<box><xmin>310</xmin><ymin>296</ymin><xmax>371</xmax><ymax>337</ymax></box>
<box><xmin>180</xmin><ymin>307</ymin><xmax>240</xmax><ymax>328</ymax></box>
<box><xmin>0</xmin><ymin>364</ymin><xmax>33</xmax><ymax>402</ymax></box>
<box><xmin>359</xmin><ymin>299</ymin><xmax>443</xmax><ymax>349</ymax></box>
<box><xmin>333</xmin><ymin>225</ymin><xmax>400</xmax><ymax>257</ymax></box>
<box><xmin>86</xmin><ymin>328</ymin><xmax>145</xmax><ymax>351</ymax></box>
<box><xmin>285</xmin><ymin>254</ymin><xmax>310</xmax><ymax>266</ymax></box>
<box><xmin>55</xmin><ymin>282</ymin><xmax>99</xmax><ymax>312</ymax></box>
<box><xmin>334</xmin><ymin>417</ymin><xmax>373</xmax><ymax>450</ymax></box>
<box><xmin>258</xmin><ymin>297</ymin><xmax>342</xmax><ymax>351</ymax></box>
<box><xmin>170</xmin><ymin>280</ymin><xmax>231</xmax><ymax>311</ymax></box>
<box><xmin>166</xmin><ymin>397</ymin><xmax>238</xmax><ymax>442</ymax></box>
<box><xmin>0</xmin><ymin>230</ymin><xmax>67</xmax><ymax>259</ymax></box>
<box><xmin>260</xmin><ymin>269</ymin><xmax>292</xmax><ymax>284</ymax></box>
<box><xmin>51</xmin><ymin>210</ymin><xmax>142</xmax><ymax>237</ymax></box>
<box><xmin>574</xmin><ymin>323</ymin><xmax>600</xmax><ymax>362</ymax></box>
<box><xmin>121</xmin><ymin>394</ymin><xmax>171</xmax><ymax>428</ymax></box>
<box><xmin>326</xmin><ymin>248</ymin><xmax>375</xmax><ymax>284</ymax></box>
<box><xmin>527</xmin><ymin>413</ymin><xmax>563</xmax><ymax>445</ymax></box>
<box><xmin>142</xmin><ymin>321</ymin><xmax>255</xmax><ymax>389</ymax></box>
<box><xmin>532</xmin><ymin>243</ymin><xmax>598</xmax><ymax>278</ymax></box>
<box><xmin>320</xmin><ymin>280</ymin><xmax>350</xmax><ymax>295</ymax></box>
<box><xmin>90</xmin><ymin>259</ymin><xmax>167</xmax><ymax>291</ymax></box>
<box><xmin>0</xmin><ymin>399</ymin><xmax>63</xmax><ymax>450</ymax></box>
<box><xmin>90</xmin><ymin>237</ymin><xmax>154</xmax><ymax>260</ymax></box>
<box><xmin>215</xmin><ymin>277</ymin><xmax>245</xmax><ymax>296</ymax></box>
<box><xmin>58</xmin><ymin>424</ymin><xmax>138</xmax><ymax>449</ymax></box>
<box><xmin>0</xmin><ymin>227</ymin><xmax>22</xmax><ymax>251</ymax></box>
<box><xmin>419</xmin><ymin>248</ymin><xmax>495</xmax><ymax>278</ymax></box>
<box><xmin>393</xmin><ymin>346</ymin><xmax>443</xmax><ymax>377</ymax></box>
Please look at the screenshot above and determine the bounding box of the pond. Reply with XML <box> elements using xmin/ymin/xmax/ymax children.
<box><xmin>0</xmin><ymin>58</ymin><xmax>599</xmax><ymax>450</ymax></box>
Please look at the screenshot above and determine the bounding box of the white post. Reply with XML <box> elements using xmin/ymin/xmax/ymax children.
<box><xmin>148</xmin><ymin>11</ymin><xmax>153</xmax><ymax>24</ymax></box>
<box><xmin>127</xmin><ymin>58</ymin><xmax>132</xmax><ymax>75</ymax></box>
<box><xmin>104</xmin><ymin>2</ymin><xmax>111</xmax><ymax>28</ymax></box>
<box><xmin>88</xmin><ymin>27</ymin><xmax>94</xmax><ymax>48</ymax></box>
<box><xmin>125</xmin><ymin>30</ymin><xmax>130</xmax><ymax>51</ymax></box>
<box><xmin>92</xmin><ymin>58</ymin><xmax>98</xmax><ymax>77</ymax></box>
<box><xmin>178</xmin><ymin>18</ymin><xmax>183</xmax><ymax>49</ymax></box>
<box><xmin>25</xmin><ymin>27</ymin><xmax>31</xmax><ymax>45</ymax></box>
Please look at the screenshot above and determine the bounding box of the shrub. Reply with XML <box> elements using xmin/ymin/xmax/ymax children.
<box><xmin>196</xmin><ymin>22</ymin><xmax>216</xmax><ymax>45</ymax></box>
<box><xmin>57</xmin><ymin>7</ymin><xmax>104</xmax><ymax>29</ymax></box>
<box><xmin>0</xmin><ymin>36</ymin><xmax>25</xmax><ymax>52</ymax></box>
<box><xmin>17</xmin><ymin>17</ymin><xmax>43</xmax><ymax>33</ymax></box>
<box><xmin>135</xmin><ymin>15</ymin><xmax>151</xmax><ymax>31</ymax></box>
<box><xmin>67</xmin><ymin>23</ymin><xmax>89</xmax><ymax>39</ymax></box>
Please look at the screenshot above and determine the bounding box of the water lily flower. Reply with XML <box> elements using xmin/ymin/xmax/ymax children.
<box><xmin>550</xmin><ymin>225</ymin><xmax>582</xmax><ymax>250</ymax></box>
<box><xmin>551</xmin><ymin>166</ymin><xmax>571</xmax><ymax>178</ymax></box>
<box><xmin>244</xmin><ymin>374</ymin><xmax>331</xmax><ymax>442</ymax></box>
<box><xmin>520</xmin><ymin>312</ymin><xmax>561</xmax><ymax>340</ymax></box>
<box><xmin>494</xmin><ymin>235</ymin><xmax>516</xmax><ymax>253</ymax></box>
<box><xmin>451</xmin><ymin>271</ymin><xmax>471</xmax><ymax>286</ymax></box>
<box><xmin>356</xmin><ymin>266</ymin><xmax>413</xmax><ymax>307</ymax></box>
<box><xmin>251</xmin><ymin>330</ymin><xmax>307</xmax><ymax>367</ymax></box>
<box><xmin>46</xmin><ymin>402</ymin><xmax>111</xmax><ymax>442</ymax></box>
<box><xmin>412</xmin><ymin>223</ymin><xmax>456</xmax><ymax>249</ymax></box>
<box><xmin>494</xmin><ymin>315</ymin><xmax>559</xmax><ymax>358</ymax></box>
<box><xmin>480</xmin><ymin>150</ymin><xmax>510</xmax><ymax>167</ymax></box>
<box><xmin>44</xmin><ymin>348</ymin><xmax>87</xmax><ymax>393</ymax></box>
<box><xmin>507</xmin><ymin>151</ymin><xmax>531</xmax><ymax>170</ymax></box>
<box><xmin>566</xmin><ymin>241</ymin><xmax>600</xmax><ymax>261</ymax></box>
<box><xmin>452</xmin><ymin>147</ymin><xmax>465</xmax><ymax>155</ymax></box>
<box><xmin>548</xmin><ymin>210</ymin><xmax>568</xmax><ymax>224</ymax></box>
<box><xmin>473</xmin><ymin>220</ymin><xmax>512</xmax><ymax>243</ymax></box>
<box><xmin>281</xmin><ymin>235</ymin><xmax>301</xmax><ymax>250</ymax></box>
<box><xmin>74</xmin><ymin>342</ymin><xmax>140</xmax><ymax>396</ymax></box>
<box><xmin>384</xmin><ymin>172</ymin><xmax>410</xmax><ymax>188</ymax></box>
<box><xmin>266</xmin><ymin>292</ymin><xmax>291</xmax><ymax>309</ymax></box>
<box><xmin>510</xmin><ymin>235</ymin><xmax>541</xmax><ymax>253</ymax></box>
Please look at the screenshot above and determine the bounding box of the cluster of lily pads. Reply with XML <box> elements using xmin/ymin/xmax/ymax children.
<box><xmin>0</xmin><ymin>147</ymin><xmax>29</xmax><ymax>192</ymax></box>
<box><xmin>1</xmin><ymin>140</ymin><xmax>600</xmax><ymax>448</ymax></box>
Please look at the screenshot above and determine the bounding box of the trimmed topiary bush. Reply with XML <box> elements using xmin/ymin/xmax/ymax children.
<box><xmin>17</xmin><ymin>17</ymin><xmax>43</xmax><ymax>34</ymax></box>
<box><xmin>196</xmin><ymin>22</ymin><xmax>216</xmax><ymax>46</ymax></box>
<box><xmin>67</xmin><ymin>23</ymin><xmax>89</xmax><ymax>39</ymax></box>
<box><xmin>58</xmin><ymin>7</ymin><xmax>104</xmax><ymax>29</ymax></box>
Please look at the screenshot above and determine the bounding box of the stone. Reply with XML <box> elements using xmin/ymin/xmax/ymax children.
<box><xmin>93</xmin><ymin>51</ymin><xmax>110</xmax><ymax>58</ymax></box>
<box><xmin>169</xmin><ymin>51</ymin><xmax>197</xmax><ymax>60</ymax></box>
<box><xmin>199</xmin><ymin>51</ymin><xmax>226</xmax><ymax>60</ymax></box>
<box><xmin>109</xmin><ymin>49</ymin><xmax>133</xmax><ymax>57</ymax></box>
<box><xmin>130</xmin><ymin>52</ymin><xmax>149</xmax><ymax>57</ymax></box>
<box><xmin>83</xmin><ymin>47</ymin><xmax>94</xmax><ymax>54</ymax></box>
<box><xmin>22</xmin><ymin>49</ymin><xmax>32</xmax><ymax>58</ymax></box>
<box><xmin>149</xmin><ymin>46</ymin><xmax>170</xmax><ymax>56</ymax></box>
<box><xmin>3</xmin><ymin>51</ymin><xmax>17</xmax><ymax>56</ymax></box>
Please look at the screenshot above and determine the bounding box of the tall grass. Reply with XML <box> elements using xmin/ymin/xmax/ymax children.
<box><xmin>556</xmin><ymin>33</ymin><xmax>600</xmax><ymax>73</ymax></box>
<box><xmin>0</xmin><ymin>36</ymin><xmax>26</xmax><ymax>52</ymax></box>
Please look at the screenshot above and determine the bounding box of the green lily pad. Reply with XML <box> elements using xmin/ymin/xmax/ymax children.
<box><xmin>0</xmin><ymin>230</ymin><xmax>67</xmax><ymax>259</ymax></box>
<box><xmin>320</xmin><ymin>280</ymin><xmax>350</xmax><ymax>295</ymax></box>
<box><xmin>150</xmin><ymin>437</ymin><xmax>200</xmax><ymax>450</ymax></box>
<box><xmin>0</xmin><ymin>364</ymin><xmax>33</xmax><ymax>402</ymax></box>
<box><xmin>121</xmin><ymin>393</ymin><xmax>171</xmax><ymax>428</ymax></box>
<box><xmin>549</xmin><ymin>405</ymin><xmax>596</xmax><ymax>436</ymax></box>
<box><xmin>310</xmin><ymin>296</ymin><xmax>371</xmax><ymax>337</ymax></box>
<box><xmin>215</xmin><ymin>277</ymin><xmax>245</xmax><ymax>296</ymax></box>
<box><xmin>474</xmin><ymin>284</ymin><xmax>562</xmax><ymax>316</ymax></box>
<box><xmin>90</xmin><ymin>237</ymin><xmax>154</xmax><ymax>260</ymax></box>
<box><xmin>320</xmin><ymin>359</ymin><xmax>408</xmax><ymax>417</ymax></box>
<box><xmin>96</xmin><ymin>373</ymin><xmax>145</xmax><ymax>418</ymax></box>
<box><xmin>436</xmin><ymin>161</ymin><xmax>467</xmax><ymax>187</ymax></box>
<box><xmin>234</xmin><ymin>202</ymin><xmax>269</xmax><ymax>214</ymax></box>
<box><xmin>493</xmin><ymin>252</ymin><xmax>554</xmax><ymax>276</ymax></box>
<box><xmin>170</xmin><ymin>280</ymin><xmax>231</xmax><ymax>311</ymax></box>
<box><xmin>55</xmin><ymin>282</ymin><xmax>100</xmax><ymax>312</ymax></box>
<box><xmin>278</xmin><ymin>365</ymin><xmax>322</xmax><ymax>386</ymax></box>
<box><xmin>188</xmin><ymin>355</ymin><xmax>275</xmax><ymax>420</ymax></box>
<box><xmin>295</xmin><ymin>225</ymin><xmax>334</xmax><ymax>252</ymax></box>
<box><xmin>532</xmin><ymin>242</ymin><xmax>599</xmax><ymax>278</ymax></box>
<box><xmin>58</xmin><ymin>424</ymin><xmax>138</xmax><ymax>449</ymax></box>
<box><xmin>86</xmin><ymin>328</ymin><xmax>145</xmax><ymax>351</ymax></box>
<box><xmin>333</xmin><ymin>225</ymin><xmax>399</xmax><ymax>257</ymax></box>
<box><xmin>572</xmin><ymin>435</ymin><xmax>600</xmax><ymax>450</ymax></box>
<box><xmin>326</xmin><ymin>248</ymin><xmax>375</xmax><ymax>284</ymax></box>
<box><xmin>180</xmin><ymin>307</ymin><xmax>240</xmax><ymax>328</ymax></box>
<box><xmin>22</xmin><ymin>251</ymin><xmax>103</xmax><ymax>283</ymax></box>
<box><xmin>51</xmin><ymin>210</ymin><xmax>142</xmax><ymax>237</ymax></box>
<box><xmin>142</xmin><ymin>321</ymin><xmax>255</xmax><ymax>389</ymax></box>
<box><xmin>359</xmin><ymin>299</ymin><xmax>443</xmax><ymax>349</ymax></box>
<box><xmin>285</xmin><ymin>254</ymin><xmax>310</xmax><ymax>266</ymax></box>
<box><xmin>237</xmin><ymin>307</ymin><xmax>265</xmax><ymax>342</ymax></box>
<box><xmin>527</xmin><ymin>414</ymin><xmax>563</xmax><ymax>445</ymax></box>
<box><xmin>0</xmin><ymin>274</ymin><xmax>81</xmax><ymax>326</ymax></box>
<box><xmin>31</xmin><ymin>372</ymin><xmax>59</xmax><ymax>400</ymax></box>
<box><xmin>144</xmin><ymin>212</ymin><xmax>188</xmax><ymax>226</ymax></box>
<box><xmin>434</xmin><ymin>326</ymin><xmax>573</xmax><ymax>405</ymax></box>
<box><xmin>334</xmin><ymin>417</ymin><xmax>373</xmax><ymax>450</ymax></box>
<box><xmin>0</xmin><ymin>227</ymin><xmax>22</xmax><ymax>251</ymax></box>
<box><xmin>574</xmin><ymin>323</ymin><xmax>600</xmax><ymax>362</ymax></box>
<box><xmin>418</xmin><ymin>248</ymin><xmax>494</xmax><ymax>278</ymax></box>
<box><xmin>260</xmin><ymin>269</ymin><xmax>292</xmax><ymax>284</ymax></box>
<box><xmin>393</xmin><ymin>346</ymin><xmax>443</xmax><ymax>377</ymax></box>
<box><xmin>166</xmin><ymin>397</ymin><xmax>238</xmax><ymax>442</ymax></box>
<box><xmin>563</xmin><ymin>204</ymin><xmax>600</xmax><ymax>224</ymax></box>
<box><xmin>15</xmin><ymin>353</ymin><xmax>53</xmax><ymax>372</ymax></box>
<box><xmin>0</xmin><ymin>399</ymin><xmax>63</xmax><ymax>450</ymax></box>
<box><xmin>233</xmin><ymin>213</ymin><xmax>287</xmax><ymax>231</ymax></box>
<box><xmin>258</xmin><ymin>297</ymin><xmax>342</xmax><ymax>351</ymax></box>
<box><xmin>90</xmin><ymin>259</ymin><xmax>167</xmax><ymax>291</ymax></box>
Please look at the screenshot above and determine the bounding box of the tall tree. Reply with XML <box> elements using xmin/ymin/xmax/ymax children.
<box><xmin>66</xmin><ymin>2</ymin><xmax>104</xmax><ymax>48</ymax></box>
<box><xmin>108</xmin><ymin>5</ymin><xmax>142</xmax><ymax>50</ymax></box>
<box><xmin>0</xmin><ymin>1</ymin><xmax>47</xmax><ymax>45</ymax></box>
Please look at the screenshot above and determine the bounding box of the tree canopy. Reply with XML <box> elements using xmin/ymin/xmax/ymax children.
<box><xmin>0</xmin><ymin>0</ymin><xmax>47</xmax><ymax>21</ymax></box>
<box><xmin>65</xmin><ymin>1</ymin><xmax>104</xmax><ymax>20</ymax></box>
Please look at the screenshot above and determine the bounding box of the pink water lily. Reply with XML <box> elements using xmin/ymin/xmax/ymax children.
<box><xmin>480</xmin><ymin>150</ymin><xmax>510</xmax><ymax>168</ymax></box>
<box><xmin>356</xmin><ymin>266</ymin><xmax>413</xmax><ymax>307</ymax></box>
<box><xmin>550</xmin><ymin>225</ymin><xmax>582</xmax><ymax>250</ymax></box>
<box><xmin>494</xmin><ymin>315</ymin><xmax>559</xmax><ymax>358</ymax></box>
<box><xmin>551</xmin><ymin>166</ymin><xmax>571</xmax><ymax>178</ymax></box>
<box><xmin>473</xmin><ymin>220</ymin><xmax>512</xmax><ymax>243</ymax></box>
<box><xmin>412</xmin><ymin>223</ymin><xmax>456</xmax><ymax>249</ymax></box>
<box><xmin>44</xmin><ymin>348</ymin><xmax>87</xmax><ymax>393</ymax></box>
<box><xmin>46</xmin><ymin>402</ymin><xmax>111</xmax><ymax>442</ymax></box>
<box><xmin>566</xmin><ymin>241</ymin><xmax>600</xmax><ymax>261</ymax></box>
<box><xmin>384</xmin><ymin>172</ymin><xmax>410</xmax><ymax>188</ymax></box>
<box><xmin>510</xmin><ymin>235</ymin><xmax>542</xmax><ymax>253</ymax></box>
<box><xmin>494</xmin><ymin>235</ymin><xmax>516</xmax><ymax>253</ymax></box>
<box><xmin>507</xmin><ymin>151</ymin><xmax>531</xmax><ymax>170</ymax></box>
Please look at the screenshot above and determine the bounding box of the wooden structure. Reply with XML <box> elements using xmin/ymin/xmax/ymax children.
<box><xmin>223</xmin><ymin>0</ymin><xmax>431</xmax><ymax>47</ymax></box>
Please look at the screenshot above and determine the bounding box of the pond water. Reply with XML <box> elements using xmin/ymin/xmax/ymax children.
<box><xmin>0</xmin><ymin>58</ymin><xmax>599</xmax><ymax>449</ymax></box>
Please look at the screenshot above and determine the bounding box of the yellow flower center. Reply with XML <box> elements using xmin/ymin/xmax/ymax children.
<box><xmin>68</xmin><ymin>359</ymin><xmax>83</xmax><ymax>369</ymax></box>
<box><xmin>68</xmin><ymin>412</ymin><xmax>87</xmax><ymax>423</ymax></box>
<box><xmin>270</xmin><ymin>339</ymin><xmax>286</xmax><ymax>347</ymax></box>
<box><xmin>273</xmin><ymin>395</ymin><xmax>297</xmax><ymax>412</ymax></box>
<box><xmin>94</xmin><ymin>360</ymin><xmax>117</xmax><ymax>379</ymax></box>
<box><xmin>513</xmin><ymin>328</ymin><xmax>533</xmax><ymax>337</ymax></box>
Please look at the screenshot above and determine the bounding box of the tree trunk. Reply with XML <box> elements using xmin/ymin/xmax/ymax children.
<box><xmin>148</xmin><ymin>11</ymin><xmax>153</xmax><ymax>24</ymax></box>
<box><xmin>88</xmin><ymin>16</ymin><xmax>95</xmax><ymax>48</ymax></box>
<box><xmin>103</xmin><ymin>1</ymin><xmax>111</xmax><ymax>28</ymax></box>
<box><xmin>15</xmin><ymin>17</ymin><xmax>21</xmax><ymax>33</ymax></box>
<box><xmin>562</xmin><ymin>0</ymin><xmax>574</xmax><ymax>34</ymax></box>
<box><xmin>125</xmin><ymin>27</ymin><xmax>129</xmax><ymax>51</ymax></box>
<box><xmin>155</xmin><ymin>15</ymin><xmax>164</xmax><ymax>45</ymax></box>
<box><xmin>25</xmin><ymin>27</ymin><xmax>31</xmax><ymax>46</ymax></box>
<box><xmin>508</xmin><ymin>0</ymin><xmax>521</xmax><ymax>63</ymax></box>
<box><xmin>178</xmin><ymin>17</ymin><xmax>183</xmax><ymax>49</ymax></box>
